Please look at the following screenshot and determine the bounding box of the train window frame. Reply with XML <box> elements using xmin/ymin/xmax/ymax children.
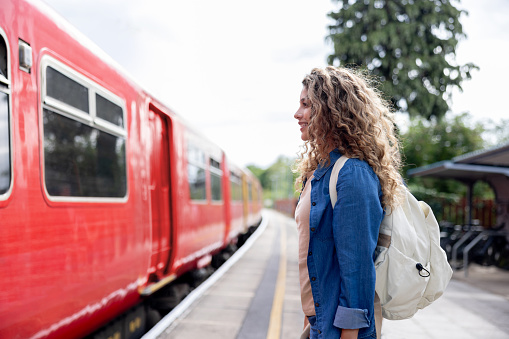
<box><xmin>187</xmin><ymin>142</ymin><xmax>207</xmax><ymax>202</ymax></box>
<box><xmin>209</xmin><ymin>157</ymin><xmax>222</xmax><ymax>203</ymax></box>
<box><xmin>0</xmin><ymin>27</ymin><xmax>13</xmax><ymax>203</ymax></box>
<box><xmin>40</xmin><ymin>55</ymin><xmax>128</xmax><ymax>202</ymax></box>
<box><xmin>45</xmin><ymin>65</ymin><xmax>90</xmax><ymax>116</ymax></box>
<box><xmin>229</xmin><ymin>171</ymin><xmax>242</xmax><ymax>202</ymax></box>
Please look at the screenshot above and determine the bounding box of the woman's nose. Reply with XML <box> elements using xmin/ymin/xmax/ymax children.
<box><xmin>294</xmin><ymin>108</ymin><xmax>301</xmax><ymax>119</ymax></box>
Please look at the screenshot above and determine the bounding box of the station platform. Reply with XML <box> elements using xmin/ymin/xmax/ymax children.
<box><xmin>146</xmin><ymin>209</ymin><xmax>509</xmax><ymax>339</ymax></box>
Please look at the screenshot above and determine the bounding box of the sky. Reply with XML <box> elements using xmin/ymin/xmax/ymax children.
<box><xmin>41</xmin><ymin>0</ymin><xmax>509</xmax><ymax>169</ymax></box>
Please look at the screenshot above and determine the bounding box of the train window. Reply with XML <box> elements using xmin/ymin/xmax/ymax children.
<box><xmin>43</xmin><ymin>109</ymin><xmax>126</xmax><ymax>197</ymax></box>
<box><xmin>0</xmin><ymin>92</ymin><xmax>10</xmax><ymax>195</ymax></box>
<box><xmin>96</xmin><ymin>93</ymin><xmax>124</xmax><ymax>128</ymax></box>
<box><xmin>0</xmin><ymin>34</ymin><xmax>7</xmax><ymax>81</ymax></box>
<box><xmin>41</xmin><ymin>58</ymin><xmax>127</xmax><ymax>199</ymax></box>
<box><xmin>187</xmin><ymin>144</ymin><xmax>206</xmax><ymax>201</ymax></box>
<box><xmin>230</xmin><ymin>172</ymin><xmax>242</xmax><ymax>201</ymax></box>
<box><xmin>210</xmin><ymin>158</ymin><xmax>222</xmax><ymax>202</ymax></box>
<box><xmin>46</xmin><ymin>66</ymin><xmax>89</xmax><ymax>113</ymax></box>
<box><xmin>0</xmin><ymin>31</ymin><xmax>11</xmax><ymax>197</ymax></box>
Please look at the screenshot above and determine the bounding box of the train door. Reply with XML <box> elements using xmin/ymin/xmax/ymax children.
<box><xmin>222</xmin><ymin>157</ymin><xmax>231</xmax><ymax>244</ymax></box>
<box><xmin>242</xmin><ymin>174</ymin><xmax>249</xmax><ymax>232</ymax></box>
<box><xmin>148</xmin><ymin>108</ymin><xmax>171</xmax><ymax>280</ymax></box>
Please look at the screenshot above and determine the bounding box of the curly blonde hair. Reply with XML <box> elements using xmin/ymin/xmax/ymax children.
<box><xmin>295</xmin><ymin>66</ymin><xmax>403</xmax><ymax>210</ymax></box>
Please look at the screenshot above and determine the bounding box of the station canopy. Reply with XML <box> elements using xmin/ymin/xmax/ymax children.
<box><xmin>407</xmin><ymin>143</ymin><xmax>509</xmax><ymax>181</ymax></box>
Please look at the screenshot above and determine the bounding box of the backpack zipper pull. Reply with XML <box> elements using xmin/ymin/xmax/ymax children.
<box><xmin>416</xmin><ymin>263</ymin><xmax>430</xmax><ymax>277</ymax></box>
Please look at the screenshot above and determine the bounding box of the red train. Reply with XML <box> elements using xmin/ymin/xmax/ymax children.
<box><xmin>0</xmin><ymin>1</ymin><xmax>263</xmax><ymax>338</ymax></box>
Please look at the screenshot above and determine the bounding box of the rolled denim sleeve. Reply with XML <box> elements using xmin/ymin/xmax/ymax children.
<box><xmin>331</xmin><ymin>161</ymin><xmax>383</xmax><ymax>330</ymax></box>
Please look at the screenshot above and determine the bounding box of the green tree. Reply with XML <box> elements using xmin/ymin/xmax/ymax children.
<box><xmin>402</xmin><ymin>113</ymin><xmax>484</xmax><ymax>171</ymax></box>
<box><xmin>327</xmin><ymin>0</ymin><xmax>478</xmax><ymax>119</ymax></box>
<box><xmin>246</xmin><ymin>165</ymin><xmax>265</xmax><ymax>185</ymax></box>
<box><xmin>247</xmin><ymin>155</ymin><xmax>298</xmax><ymax>203</ymax></box>
<box><xmin>402</xmin><ymin>113</ymin><xmax>486</xmax><ymax>196</ymax></box>
<box><xmin>401</xmin><ymin>113</ymin><xmax>495</xmax><ymax>221</ymax></box>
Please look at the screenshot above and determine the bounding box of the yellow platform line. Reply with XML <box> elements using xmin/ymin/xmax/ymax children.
<box><xmin>266</xmin><ymin>223</ymin><xmax>287</xmax><ymax>339</ymax></box>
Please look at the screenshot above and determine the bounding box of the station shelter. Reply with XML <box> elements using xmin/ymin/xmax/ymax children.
<box><xmin>407</xmin><ymin>142</ymin><xmax>509</xmax><ymax>274</ymax></box>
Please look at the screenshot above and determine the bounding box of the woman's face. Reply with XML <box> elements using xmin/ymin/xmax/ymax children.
<box><xmin>294</xmin><ymin>87</ymin><xmax>312</xmax><ymax>141</ymax></box>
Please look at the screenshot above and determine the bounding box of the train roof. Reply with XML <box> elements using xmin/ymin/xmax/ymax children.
<box><xmin>33</xmin><ymin>0</ymin><xmax>184</xmax><ymax>122</ymax></box>
<box><xmin>34</xmin><ymin>0</ymin><xmax>137</xmax><ymax>90</ymax></box>
<box><xmin>33</xmin><ymin>0</ymin><xmax>230</xmax><ymax>164</ymax></box>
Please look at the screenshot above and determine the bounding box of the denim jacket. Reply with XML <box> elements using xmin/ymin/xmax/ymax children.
<box><xmin>307</xmin><ymin>150</ymin><xmax>383</xmax><ymax>338</ymax></box>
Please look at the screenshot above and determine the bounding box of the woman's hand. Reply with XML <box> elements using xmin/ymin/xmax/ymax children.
<box><xmin>341</xmin><ymin>328</ymin><xmax>359</xmax><ymax>339</ymax></box>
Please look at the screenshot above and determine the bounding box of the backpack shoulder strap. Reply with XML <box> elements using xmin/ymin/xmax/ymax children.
<box><xmin>329</xmin><ymin>156</ymin><xmax>349</xmax><ymax>208</ymax></box>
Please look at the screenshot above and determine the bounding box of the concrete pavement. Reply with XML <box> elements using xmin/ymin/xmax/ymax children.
<box><xmin>155</xmin><ymin>210</ymin><xmax>509</xmax><ymax>339</ymax></box>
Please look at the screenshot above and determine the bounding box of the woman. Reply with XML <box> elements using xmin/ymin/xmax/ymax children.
<box><xmin>293</xmin><ymin>66</ymin><xmax>402</xmax><ymax>339</ymax></box>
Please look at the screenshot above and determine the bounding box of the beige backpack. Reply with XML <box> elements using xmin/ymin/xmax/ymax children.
<box><xmin>329</xmin><ymin>156</ymin><xmax>453</xmax><ymax>320</ymax></box>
